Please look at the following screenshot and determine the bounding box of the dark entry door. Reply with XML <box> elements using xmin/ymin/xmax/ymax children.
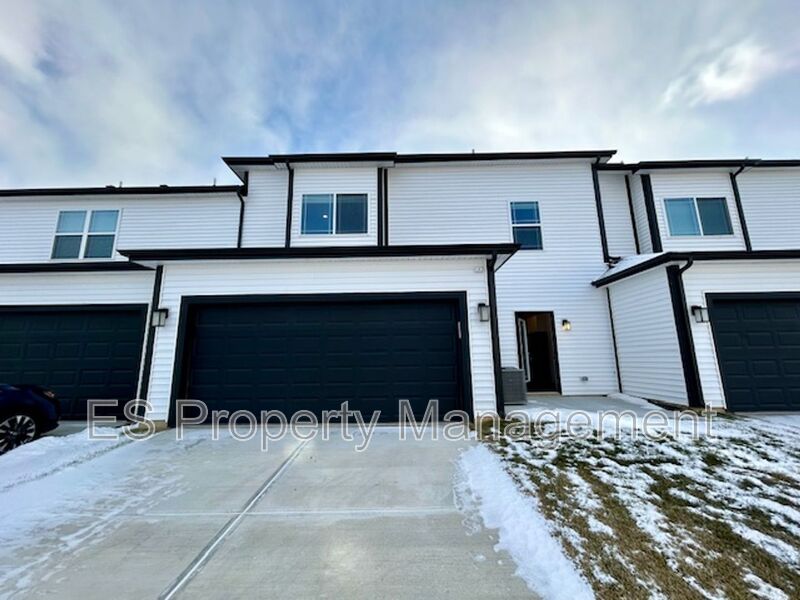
<box><xmin>0</xmin><ymin>306</ymin><xmax>147</xmax><ymax>419</ymax></box>
<box><xmin>709</xmin><ymin>295</ymin><xmax>800</xmax><ymax>411</ymax></box>
<box><xmin>180</xmin><ymin>297</ymin><xmax>465</xmax><ymax>421</ymax></box>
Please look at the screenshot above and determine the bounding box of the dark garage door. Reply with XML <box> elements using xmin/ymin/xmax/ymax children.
<box><xmin>709</xmin><ymin>296</ymin><xmax>800</xmax><ymax>411</ymax></box>
<box><xmin>0</xmin><ymin>306</ymin><xmax>147</xmax><ymax>419</ymax></box>
<box><xmin>178</xmin><ymin>297</ymin><xmax>466</xmax><ymax>422</ymax></box>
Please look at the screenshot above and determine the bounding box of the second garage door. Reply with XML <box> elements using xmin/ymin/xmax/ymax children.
<box><xmin>177</xmin><ymin>296</ymin><xmax>468</xmax><ymax>422</ymax></box>
<box><xmin>709</xmin><ymin>295</ymin><xmax>800</xmax><ymax>411</ymax></box>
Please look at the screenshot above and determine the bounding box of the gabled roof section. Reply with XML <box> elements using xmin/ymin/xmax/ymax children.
<box><xmin>0</xmin><ymin>185</ymin><xmax>241</xmax><ymax>198</ymax></box>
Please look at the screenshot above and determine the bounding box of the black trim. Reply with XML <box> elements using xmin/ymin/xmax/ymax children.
<box><xmin>641</xmin><ymin>174</ymin><xmax>663</xmax><ymax>252</ymax></box>
<box><xmin>591</xmin><ymin>162</ymin><xmax>611</xmax><ymax>263</ymax></box>
<box><xmin>137</xmin><ymin>265</ymin><xmax>164</xmax><ymax>409</ymax></box>
<box><xmin>486</xmin><ymin>255</ymin><xmax>505</xmax><ymax>417</ymax></box>
<box><xmin>284</xmin><ymin>167</ymin><xmax>294</xmax><ymax>248</ymax></box>
<box><xmin>0</xmin><ymin>185</ymin><xmax>240</xmax><ymax>197</ymax></box>
<box><xmin>625</xmin><ymin>175</ymin><xmax>641</xmax><ymax>254</ymax></box>
<box><xmin>0</xmin><ymin>262</ymin><xmax>151</xmax><ymax>274</ymax></box>
<box><xmin>593</xmin><ymin>250</ymin><xmax>800</xmax><ymax>287</ymax></box>
<box><xmin>383</xmin><ymin>168</ymin><xmax>389</xmax><ymax>245</ymax></box>
<box><xmin>167</xmin><ymin>292</ymin><xmax>475</xmax><ymax>427</ymax></box>
<box><xmin>598</xmin><ymin>159</ymin><xmax>800</xmax><ymax>171</ymax></box>
<box><xmin>666</xmin><ymin>264</ymin><xmax>704</xmax><ymax>408</ymax></box>
<box><xmin>394</xmin><ymin>150</ymin><xmax>616</xmax><ymax>163</ymax></box>
<box><xmin>606</xmin><ymin>289</ymin><xmax>623</xmax><ymax>393</ymax></box>
<box><xmin>729</xmin><ymin>172</ymin><xmax>752</xmax><ymax>252</ymax></box>
<box><xmin>120</xmin><ymin>243</ymin><xmax>520</xmax><ymax>262</ymax></box>
<box><xmin>376</xmin><ymin>168</ymin><xmax>385</xmax><ymax>247</ymax></box>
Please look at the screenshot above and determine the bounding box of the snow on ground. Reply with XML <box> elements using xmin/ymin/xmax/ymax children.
<box><xmin>456</xmin><ymin>445</ymin><xmax>594</xmax><ymax>600</ymax></box>
<box><xmin>463</xmin><ymin>407</ymin><xmax>800</xmax><ymax>599</ymax></box>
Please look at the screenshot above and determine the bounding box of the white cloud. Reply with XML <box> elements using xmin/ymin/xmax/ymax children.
<box><xmin>662</xmin><ymin>40</ymin><xmax>793</xmax><ymax>107</ymax></box>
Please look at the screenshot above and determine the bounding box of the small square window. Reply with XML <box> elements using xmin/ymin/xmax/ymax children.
<box><xmin>664</xmin><ymin>197</ymin><xmax>733</xmax><ymax>237</ymax></box>
<box><xmin>697</xmin><ymin>198</ymin><xmax>733</xmax><ymax>235</ymax></box>
<box><xmin>513</xmin><ymin>227</ymin><xmax>542</xmax><ymax>249</ymax></box>
<box><xmin>52</xmin><ymin>209</ymin><xmax>118</xmax><ymax>259</ymax></box>
<box><xmin>301</xmin><ymin>194</ymin><xmax>333</xmax><ymax>234</ymax></box>
<box><xmin>511</xmin><ymin>202</ymin><xmax>540</xmax><ymax>225</ymax></box>
<box><xmin>52</xmin><ymin>235</ymin><xmax>82</xmax><ymax>259</ymax></box>
<box><xmin>510</xmin><ymin>201</ymin><xmax>542</xmax><ymax>249</ymax></box>
<box><xmin>56</xmin><ymin>211</ymin><xmax>87</xmax><ymax>233</ymax></box>
<box><xmin>89</xmin><ymin>210</ymin><xmax>119</xmax><ymax>233</ymax></box>
<box><xmin>84</xmin><ymin>235</ymin><xmax>115</xmax><ymax>258</ymax></box>
<box><xmin>335</xmin><ymin>194</ymin><xmax>367</xmax><ymax>234</ymax></box>
<box><xmin>664</xmin><ymin>198</ymin><xmax>701</xmax><ymax>236</ymax></box>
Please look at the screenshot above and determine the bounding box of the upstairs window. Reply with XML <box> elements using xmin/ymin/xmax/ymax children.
<box><xmin>664</xmin><ymin>197</ymin><xmax>732</xmax><ymax>236</ymax></box>
<box><xmin>301</xmin><ymin>193</ymin><xmax>367</xmax><ymax>235</ymax></box>
<box><xmin>51</xmin><ymin>209</ymin><xmax>119</xmax><ymax>259</ymax></box>
<box><xmin>510</xmin><ymin>201</ymin><xmax>542</xmax><ymax>249</ymax></box>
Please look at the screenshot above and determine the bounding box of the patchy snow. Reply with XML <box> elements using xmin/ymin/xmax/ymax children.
<box><xmin>594</xmin><ymin>252</ymin><xmax>665</xmax><ymax>283</ymax></box>
<box><xmin>456</xmin><ymin>445</ymin><xmax>594</xmax><ymax>600</ymax></box>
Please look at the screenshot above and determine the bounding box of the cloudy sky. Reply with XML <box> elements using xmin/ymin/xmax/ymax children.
<box><xmin>1</xmin><ymin>0</ymin><xmax>798</xmax><ymax>187</ymax></box>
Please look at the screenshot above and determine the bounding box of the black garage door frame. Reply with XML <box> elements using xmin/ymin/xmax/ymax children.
<box><xmin>707</xmin><ymin>291</ymin><xmax>800</xmax><ymax>411</ymax></box>
<box><xmin>0</xmin><ymin>303</ymin><xmax>149</xmax><ymax>418</ymax></box>
<box><xmin>167</xmin><ymin>292</ymin><xmax>475</xmax><ymax>426</ymax></box>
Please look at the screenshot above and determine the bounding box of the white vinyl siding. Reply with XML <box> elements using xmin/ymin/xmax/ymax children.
<box><xmin>290</xmin><ymin>167</ymin><xmax>377</xmax><ymax>247</ymax></box>
<box><xmin>682</xmin><ymin>260</ymin><xmax>800</xmax><ymax>409</ymax></box>
<box><xmin>145</xmin><ymin>257</ymin><xmax>495</xmax><ymax>422</ymax></box>
<box><xmin>0</xmin><ymin>194</ymin><xmax>239</xmax><ymax>263</ymax></box>
<box><xmin>737</xmin><ymin>168</ymin><xmax>800</xmax><ymax>250</ymax></box>
<box><xmin>607</xmin><ymin>267</ymin><xmax>689</xmax><ymax>405</ymax></box>
<box><xmin>388</xmin><ymin>161</ymin><xmax>617</xmax><ymax>395</ymax></box>
<box><xmin>597</xmin><ymin>172</ymin><xmax>637</xmax><ymax>257</ymax></box>
<box><xmin>628</xmin><ymin>175</ymin><xmax>653</xmax><ymax>253</ymax></box>
<box><xmin>241</xmin><ymin>168</ymin><xmax>289</xmax><ymax>247</ymax></box>
<box><xmin>649</xmin><ymin>171</ymin><xmax>746</xmax><ymax>251</ymax></box>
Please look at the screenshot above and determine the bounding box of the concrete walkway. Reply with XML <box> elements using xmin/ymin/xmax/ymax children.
<box><xmin>0</xmin><ymin>427</ymin><xmax>534</xmax><ymax>599</ymax></box>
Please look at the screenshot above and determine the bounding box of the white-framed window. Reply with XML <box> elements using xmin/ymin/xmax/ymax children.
<box><xmin>301</xmin><ymin>193</ymin><xmax>368</xmax><ymax>235</ymax></box>
<box><xmin>663</xmin><ymin>197</ymin><xmax>733</xmax><ymax>237</ymax></box>
<box><xmin>51</xmin><ymin>209</ymin><xmax>120</xmax><ymax>259</ymax></box>
<box><xmin>509</xmin><ymin>201</ymin><xmax>543</xmax><ymax>249</ymax></box>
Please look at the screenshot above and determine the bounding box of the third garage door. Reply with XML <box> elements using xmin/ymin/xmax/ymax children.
<box><xmin>179</xmin><ymin>297</ymin><xmax>467</xmax><ymax>421</ymax></box>
<box><xmin>709</xmin><ymin>295</ymin><xmax>800</xmax><ymax>411</ymax></box>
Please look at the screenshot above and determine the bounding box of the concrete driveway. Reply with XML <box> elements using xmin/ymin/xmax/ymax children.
<box><xmin>0</xmin><ymin>427</ymin><xmax>534</xmax><ymax>599</ymax></box>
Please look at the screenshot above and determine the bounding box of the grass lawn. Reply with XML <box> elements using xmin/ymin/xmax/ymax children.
<box><xmin>478</xmin><ymin>413</ymin><xmax>800</xmax><ymax>599</ymax></box>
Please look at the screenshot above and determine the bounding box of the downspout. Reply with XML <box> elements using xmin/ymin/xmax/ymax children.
<box><xmin>486</xmin><ymin>252</ymin><xmax>505</xmax><ymax>417</ymax></box>
<box><xmin>236</xmin><ymin>171</ymin><xmax>249</xmax><ymax>249</ymax></box>
<box><xmin>730</xmin><ymin>164</ymin><xmax>753</xmax><ymax>252</ymax></box>
<box><xmin>668</xmin><ymin>259</ymin><xmax>705</xmax><ymax>408</ymax></box>
<box><xmin>592</xmin><ymin>158</ymin><xmax>613</xmax><ymax>264</ymax></box>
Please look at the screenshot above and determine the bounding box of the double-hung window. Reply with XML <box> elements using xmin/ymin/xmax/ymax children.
<box><xmin>663</xmin><ymin>197</ymin><xmax>733</xmax><ymax>236</ymax></box>
<box><xmin>51</xmin><ymin>209</ymin><xmax>119</xmax><ymax>259</ymax></box>
<box><xmin>510</xmin><ymin>201</ymin><xmax>543</xmax><ymax>249</ymax></box>
<box><xmin>301</xmin><ymin>194</ymin><xmax>367</xmax><ymax>235</ymax></box>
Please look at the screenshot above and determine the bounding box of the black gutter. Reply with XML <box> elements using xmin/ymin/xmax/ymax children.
<box><xmin>625</xmin><ymin>175</ymin><xmax>641</xmax><ymax>254</ymax></box>
<box><xmin>666</xmin><ymin>262</ymin><xmax>704</xmax><ymax>408</ymax></box>
<box><xmin>0</xmin><ymin>261</ymin><xmax>151</xmax><ymax>274</ymax></box>
<box><xmin>0</xmin><ymin>185</ymin><xmax>240</xmax><ymax>197</ymax></box>
<box><xmin>591</xmin><ymin>161</ymin><xmax>611</xmax><ymax>263</ymax></box>
<box><xmin>606</xmin><ymin>288</ymin><xmax>623</xmax><ymax>393</ymax></box>
<box><xmin>284</xmin><ymin>167</ymin><xmax>294</xmax><ymax>248</ymax></box>
<box><xmin>598</xmin><ymin>158</ymin><xmax>800</xmax><ymax>171</ymax></box>
<box><xmin>641</xmin><ymin>174</ymin><xmax>663</xmax><ymax>252</ymax></box>
<box><xmin>137</xmin><ymin>265</ymin><xmax>164</xmax><ymax>413</ymax></box>
<box><xmin>377</xmin><ymin>168</ymin><xmax>385</xmax><ymax>247</ymax></box>
<box><xmin>120</xmin><ymin>244</ymin><xmax>521</xmax><ymax>263</ymax></box>
<box><xmin>729</xmin><ymin>171</ymin><xmax>752</xmax><ymax>252</ymax></box>
<box><xmin>592</xmin><ymin>250</ymin><xmax>800</xmax><ymax>287</ymax></box>
<box><xmin>486</xmin><ymin>253</ymin><xmax>505</xmax><ymax>417</ymax></box>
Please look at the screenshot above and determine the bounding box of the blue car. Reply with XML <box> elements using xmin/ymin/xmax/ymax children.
<box><xmin>0</xmin><ymin>384</ymin><xmax>60</xmax><ymax>454</ymax></box>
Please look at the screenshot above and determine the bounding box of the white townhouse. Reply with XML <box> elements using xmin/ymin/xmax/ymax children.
<box><xmin>0</xmin><ymin>151</ymin><xmax>797</xmax><ymax>425</ymax></box>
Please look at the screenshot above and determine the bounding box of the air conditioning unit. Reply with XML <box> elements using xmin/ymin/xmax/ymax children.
<box><xmin>501</xmin><ymin>368</ymin><xmax>527</xmax><ymax>405</ymax></box>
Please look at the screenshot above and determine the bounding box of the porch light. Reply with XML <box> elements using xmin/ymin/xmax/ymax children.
<box><xmin>477</xmin><ymin>303</ymin><xmax>491</xmax><ymax>322</ymax></box>
<box><xmin>151</xmin><ymin>308</ymin><xmax>169</xmax><ymax>328</ymax></box>
<box><xmin>561</xmin><ymin>319</ymin><xmax>572</xmax><ymax>332</ymax></box>
<box><xmin>691</xmin><ymin>305</ymin><xmax>709</xmax><ymax>323</ymax></box>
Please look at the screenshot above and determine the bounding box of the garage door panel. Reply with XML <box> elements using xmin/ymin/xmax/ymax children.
<box><xmin>710</xmin><ymin>297</ymin><xmax>800</xmax><ymax>412</ymax></box>
<box><xmin>182</xmin><ymin>298</ymin><xmax>463</xmax><ymax>422</ymax></box>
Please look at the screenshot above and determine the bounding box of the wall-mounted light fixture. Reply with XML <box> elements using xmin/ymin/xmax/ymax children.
<box><xmin>477</xmin><ymin>303</ymin><xmax>491</xmax><ymax>322</ymax></box>
<box><xmin>151</xmin><ymin>308</ymin><xmax>169</xmax><ymax>328</ymax></box>
<box><xmin>561</xmin><ymin>319</ymin><xmax>572</xmax><ymax>332</ymax></box>
<box><xmin>691</xmin><ymin>305</ymin><xmax>709</xmax><ymax>323</ymax></box>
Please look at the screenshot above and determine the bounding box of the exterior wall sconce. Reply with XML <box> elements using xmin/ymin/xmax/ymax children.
<box><xmin>561</xmin><ymin>319</ymin><xmax>572</xmax><ymax>332</ymax></box>
<box><xmin>691</xmin><ymin>305</ymin><xmax>710</xmax><ymax>323</ymax></box>
<box><xmin>477</xmin><ymin>303</ymin><xmax>491</xmax><ymax>322</ymax></box>
<box><xmin>151</xmin><ymin>308</ymin><xmax>169</xmax><ymax>328</ymax></box>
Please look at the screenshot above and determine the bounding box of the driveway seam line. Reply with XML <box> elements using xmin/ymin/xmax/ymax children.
<box><xmin>158</xmin><ymin>438</ymin><xmax>310</xmax><ymax>600</ymax></box>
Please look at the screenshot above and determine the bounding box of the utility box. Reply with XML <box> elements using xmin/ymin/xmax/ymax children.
<box><xmin>501</xmin><ymin>368</ymin><xmax>527</xmax><ymax>405</ymax></box>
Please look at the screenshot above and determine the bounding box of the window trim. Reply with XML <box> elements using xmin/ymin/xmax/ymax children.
<box><xmin>508</xmin><ymin>201</ymin><xmax>543</xmax><ymax>250</ymax></box>
<box><xmin>662</xmin><ymin>197</ymin><xmax>734</xmax><ymax>238</ymax></box>
<box><xmin>299</xmin><ymin>193</ymin><xmax>369</xmax><ymax>236</ymax></box>
<box><xmin>51</xmin><ymin>208</ymin><xmax>121</xmax><ymax>261</ymax></box>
